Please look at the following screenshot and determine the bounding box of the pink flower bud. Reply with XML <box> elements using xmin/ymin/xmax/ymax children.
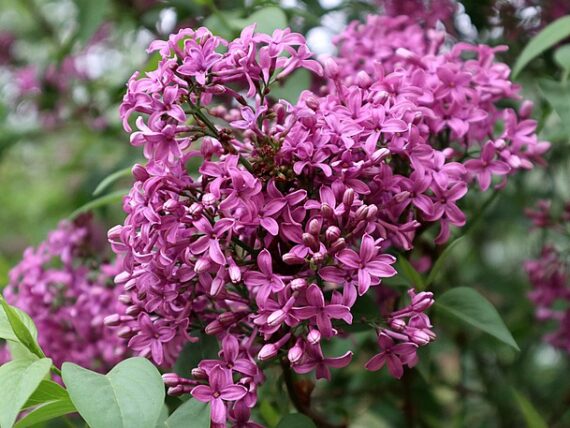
<box><xmin>132</xmin><ymin>164</ymin><xmax>149</xmax><ymax>181</ymax></box>
<box><xmin>191</xmin><ymin>367</ymin><xmax>208</xmax><ymax>379</ymax></box>
<box><xmin>268</xmin><ymin>309</ymin><xmax>286</xmax><ymax>327</ymax></box>
<box><xmin>307</xmin><ymin>329</ymin><xmax>321</xmax><ymax>345</ymax></box>
<box><xmin>104</xmin><ymin>314</ymin><xmax>121</xmax><ymax>327</ymax></box>
<box><xmin>325</xmin><ymin>226</ymin><xmax>341</xmax><ymax>243</ymax></box>
<box><xmin>194</xmin><ymin>257</ymin><xmax>211</xmax><ymax>273</ymax></box>
<box><xmin>288</xmin><ymin>340</ymin><xmax>304</xmax><ymax>364</ymax></box>
<box><xmin>343</xmin><ymin>188</ymin><xmax>355</xmax><ymax>208</ymax></box>
<box><xmin>205</xmin><ymin>320</ymin><xmax>224</xmax><ymax>335</ymax></box>
<box><xmin>356</xmin><ymin>71</ymin><xmax>371</xmax><ymax>88</ymax></box>
<box><xmin>308</xmin><ymin>218</ymin><xmax>321</xmax><ymax>236</ymax></box>
<box><xmin>258</xmin><ymin>344</ymin><xmax>278</xmax><ymax>361</ymax></box>
<box><xmin>323</xmin><ymin>57</ymin><xmax>339</xmax><ymax>78</ymax></box>
<box><xmin>290</xmin><ymin>278</ymin><xmax>308</xmax><ymax>291</ymax></box>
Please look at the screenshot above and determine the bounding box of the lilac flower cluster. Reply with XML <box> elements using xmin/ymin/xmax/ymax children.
<box><xmin>525</xmin><ymin>201</ymin><xmax>570</xmax><ymax>353</ymax></box>
<box><xmin>1</xmin><ymin>218</ymin><xmax>128</xmax><ymax>371</ymax></box>
<box><xmin>375</xmin><ymin>0</ymin><xmax>456</xmax><ymax>28</ymax></box>
<box><xmin>107</xmin><ymin>14</ymin><xmax>547</xmax><ymax>426</ymax></box>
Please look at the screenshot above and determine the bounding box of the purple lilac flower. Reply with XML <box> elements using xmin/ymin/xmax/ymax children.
<box><xmin>1</xmin><ymin>218</ymin><xmax>128</xmax><ymax>371</ymax></box>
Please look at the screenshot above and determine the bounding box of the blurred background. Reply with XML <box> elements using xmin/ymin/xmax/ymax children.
<box><xmin>1</xmin><ymin>0</ymin><xmax>570</xmax><ymax>426</ymax></box>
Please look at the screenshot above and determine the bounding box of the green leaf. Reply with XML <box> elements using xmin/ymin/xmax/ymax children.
<box><xmin>93</xmin><ymin>167</ymin><xmax>133</xmax><ymax>196</ymax></box>
<box><xmin>270</xmin><ymin>69</ymin><xmax>312</xmax><ymax>104</ymax></box>
<box><xmin>74</xmin><ymin>0</ymin><xmax>110</xmax><ymax>44</ymax></box>
<box><xmin>62</xmin><ymin>357</ymin><xmax>165</xmax><ymax>428</ymax></box>
<box><xmin>163</xmin><ymin>399</ymin><xmax>210</xmax><ymax>428</ymax></box>
<box><xmin>537</xmin><ymin>79</ymin><xmax>570</xmax><ymax>136</ymax></box>
<box><xmin>512</xmin><ymin>390</ymin><xmax>548</xmax><ymax>428</ymax></box>
<box><xmin>69</xmin><ymin>189</ymin><xmax>128</xmax><ymax>219</ymax></box>
<box><xmin>0</xmin><ymin>358</ymin><xmax>53</xmax><ymax>428</ymax></box>
<box><xmin>276</xmin><ymin>413</ymin><xmax>317</xmax><ymax>428</ymax></box>
<box><xmin>513</xmin><ymin>15</ymin><xmax>570</xmax><ymax>78</ymax></box>
<box><xmin>24</xmin><ymin>380</ymin><xmax>69</xmax><ymax>408</ymax></box>
<box><xmin>174</xmin><ymin>333</ymin><xmax>219</xmax><ymax>377</ymax></box>
<box><xmin>396</xmin><ymin>256</ymin><xmax>425</xmax><ymax>290</ymax></box>
<box><xmin>435</xmin><ymin>287</ymin><xmax>519</xmax><ymax>351</ymax></box>
<box><xmin>0</xmin><ymin>301</ymin><xmax>38</xmax><ymax>343</ymax></box>
<box><xmin>0</xmin><ymin>298</ymin><xmax>44</xmax><ymax>359</ymax></box>
<box><xmin>154</xmin><ymin>405</ymin><xmax>169</xmax><ymax>428</ymax></box>
<box><xmin>236</xmin><ymin>7</ymin><xmax>288</xmax><ymax>35</ymax></box>
<box><xmin>554</xmin><ymin>44</ymin><xmax>570</xmax><ymax>72</ymax></box>
<box><xmin>425</xmin><ymin>237</ymin><xmax>465</xmax><ymax>287</ymax></box>
<box><xmin>14</xmin><ymin>398</ymin><xmax>76</xmax><ymax>428</ymax></box>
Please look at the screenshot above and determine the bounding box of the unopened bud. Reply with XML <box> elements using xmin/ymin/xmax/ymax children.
<box><xmin>325</xmin><ymin>226</ymin><xmax>341</xmax><ymax>243</ymax></box>
<box><xmin>288</xmin><ymin>340</ymin><xmax>304</xmax><ymax>364</ymax></box>
<box><xmin>308</xmin><ymin>218</ymin><xmax>321</xmax><ymax>236</ymax></box>
<box><xmin>302</xmin><ymin>233</ymin><xmax>320</xmax><ymax>252</ymax></box>
<box><xmin>356</xmin><ymin>71</ymin><xmax>371</xmax><ymax>88</ymax></box>
<box><xmin>104</xmin><ymin>314</ymin><xmax>121</xmax><ymax>327</ymax></box>
<box><xmin>194</xmin><ymin>257</ymin><xmax>211</xmax><ymax>273</ymax></box>
<box><xmin>283</xmin><ymin>253</ymin><xmax>305</xmax><ymax>265</ymax></box>
<box><xmin>343</xmin><ymin>188</ymin><xmax>355</xmax><ymax>208</ymax></box>
<box><xmin>258</xmin><ymin>344</ymin><xmax>278</xmax><ymax>361</ymax></box>
<box><xmin>191</xmin><ymin>367</ymin><xmax>208</xmax><ymax>380</ymax></box>
<box><xmin>307</xmin><ymin>329</ymin><xmax>321</xmax><ymax>345</ymax></box>
<box><xmin>290</xmin><ymin>278</ymin><xmax>308</xmax><ymax>291</ymax></box>
<box><xmin>132</xmin><ymin>164</ymin><xmax>149</xmax><ymax>182</ymax></box>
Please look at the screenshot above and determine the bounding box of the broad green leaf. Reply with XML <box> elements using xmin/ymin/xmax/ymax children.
<box><xmin>270</xmin><ymin>69</ymin><xmax>312</xmax><ymax>104</ymax></box>
<box><xmin>24</xmin><ymin>380</ymin><xmax>69</xmax><ymax>408</ymax></box>
<box><xmin>62</xmin><ymin>357</ymin><xmax>165</xmax><ymax>428</ymax></box>
<box><xmin>512</xmin><ymin>390</ymin><xmax>548</xmax><ymax>428</ymax></box>
<box><xmin>0</xmin><ymin>358</ymin><xmax>53</xmax><ymax>428</ymax></box>
<box><xmin>436</xmin><ymin>287</ymin><xmax>519</xmax><ymax>350</ymax></box>
<box><xmin>93</xmin><ymin>167</ymin><xmax>133</xmax><ymax>196</ymax></box>
<box><xmin>537</xmin><ymin>79</ymin><xmax>570</xmax><ymax>136</ymax></box>
<box><xmin>163</xmin><ymin>398</ymin><xmax>210</xmax><ymax>428</ymax></box>
<box><xmin>203</xmin><ymin>10</ymin><xmax>242</xmax><ymax>40</ymax></box>
<box><xmin>554</xmin><ymin>44</ymin><xmax>570</xmax><ymax>72</ymax></box>
<box><xmin>74</xmin><ymin>0</ymin><xmax>110</xmax><ymax>44</ymax></box>
<box><xmin>396</xmin><ymin>256</ymin><xmax>425</xmax><ymax>290</ymax></box>
<box><xmin>154</xmin><ymin>405</ymin><xmax>169</xmax><ymax>428</ymax></box>
<box><xmin>513</xmin><ymin>16</ymin><xmax>570</xmax><ymax>78</ymax></box>
<box><xmin>235</xmin><ymin>7</ymin><xmax>288</xmax><ymax>35</ymax></box>
<box><xmin>14</xmin><ymin>398</ymin><xmax>76</xmax><ymax>428</ymax></box>
<box><xmin>276</xmin><ymin>413</ymin><xmax>317</xmax><ymax>428</ymax></box>
<box><xmin>69</xmin><ymin>189</ymin><xmax>128</xmax><ymax>219</ymax></box>
<box><xmin>0</xmin><ymin>298</ymin><xmax>44</xmax><ymax>359</ymax></box>
<box><xmin>426</xmin><ymin>237</ymin><xmax>465</xmax><ymax>287</ymax></box>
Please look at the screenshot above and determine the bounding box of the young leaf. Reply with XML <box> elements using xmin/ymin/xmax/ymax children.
<box><xmin>513</xmin><ymin>15</ymin><xmax>570</xmax><ymax>78</ymax></box>
<box><xmin>0</xmin><ymin>298</ymin><xmax>45</xmax><ymax>359</ymax></box>
<box><xmin>425</xmin><ymin>237</ymin><xmax>465</xmax><ymax>287</ymax></box>
<box><xmin>276</xmin><ymin>413</ymin><xmax>318</xmax><ymax>428</ymax></box>
<box><xmin>0</xmin><ymin>301</ymin><xmax>38</xmax><ymax>343</ymax></box>
<box><xmin>23</xmin><ymin>380</ymin><xmax>69</xmax><ymax>408</ymax></box>
<box><xmin>163</xmin><ymin>399</ymin><xmax>210</xmax><ymax>428</ymax></box>
<box><xmin>537</xmin><ymin>79</ymin><xmax>570</xmax><ymax>136</ymax></box>
<box><xmin>14</xmin><ymin>398</ymin><xmax>76</xmax><ymax>428</ymax></box>
<box><xmin>69</xmin><ymin>189</ymin><xmax>128</xmax><ymax>219</ymax></box>
<box><xmin>554</xmin><ymin>44</ymin><xmax>570</xmax><ymax>72</ymax></box>
<box><xmin>0</xmin><ymin>358</ymin><xmax>53</xmax><ymax>428</ymax></box>
<box><xmin>396</xmin><ymin>256</ymin><xmax>425</xmax><ymax>290</ymax></box>
<box><xmin>435</xmin><ymin>287</ymin><xmax>519</xmax><ymax>351</ymax></box>
<box><xmin>93</xmin><ymin>166</ymin><xmax>133</xmax><ymax>196</ymax></box>
<box><xmin>62</xmin><ymin>357</ymin><xmax>165</xmax><ymax>428</ymax></box>
<box><xmin>512</xmin><ymin>390</ymin><xmax>548</xmax><ymax>428</ymax></box>
<box><xmin>235</xmin><ymin>7</ymin><xmax>288</xmax><ymax>35</ymax></box>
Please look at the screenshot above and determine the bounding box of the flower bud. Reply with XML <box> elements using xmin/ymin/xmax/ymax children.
<box><xmin>194</xmin><ymin>257</ymin><xmax>211</xmax><ymax>273</ymax></box>
<box><xmin>372</xmin><ymin>148</ymin><xmax>390</xmax><ymax>162</ymax></box>
<box><xmin>307</xmin><ymin>329</ymin><xmax>321</xmax><ymax>345</ymax></box>
<box><xmin>117</xmin><ymin>326</ymin><xmax>135</xmax><ymax>339</ymax></box>
<box><xmin>305</xmin><ymin>95</ymin><xmax>319</xmax><ymax>110</ymax></box>
<box><xmin>312</xmin><ymin>252</ymin><xmax>325</xmax><ymax>264</ymax></box>
<box><xmin>290</xmin><ymin>278</ymin><xmax>308</xmax><ymax>291</ymax></box>
<box><xmin>228</xmin><ymin>259</ymin><xmax>241</xmax><ymax>283</ymax></box>
<box><xmin>389</xmin><ymin>318</ymin><xmax>406</xmax><ymax>331</ymax></box>
<box><xmin>323</xmin><ymin>57</ymin><xmax>339</xmax><ymax>78</ymax></box>
<box><xmin>202</xmin><ymin>193</ymin><xmax>216</xmax><ymax>207</ymax></box>
<box><xmin>191</xmin><ymin>367</ymin><xmax>208</xmax><ymax>380</ymax></box>
<box><xmin>356</xmin><ymin>71</ymin><xmax>372</xmax><ymax>88</ymax></box>
<box><xmin>104</xmin><ymin>314</ymin><xmax>121</xmax><ymax>327</ymax></box>
<box><xmin>188</xmin><ymin>202</ymin><xmax>203</xmax><ymax>217</ymax></box>
<box><xmin>288</xmin><ymin>340</ymin><xmax>304</xmax><ymax>364</ymax></box>
<box><xmin>308</xmin><ymin>218</ymin><xmax>321</xmax><ymax>236</ymax></box>
<box><xmin>410</xmin><ymin>291</ymin><xmax>434</xmax><ymax>312</ymax></box>
<box><xmin>302</xmin><ymin>233</ymin><xmax>320</xmax><ymax>252</ymax></box>
<box><xmin>132</xmin><ymin>164</ymin><xmax>149</xmax><ymax>182</ymax></box>
<box><xmin>343</xmin><ymin>188</ymin><xmax>355</xmax><ymax>208</ymax></box>
<box><xmin>409</xmin><ymin>329</ymin><xmax>431</xmax><ymax>346</ymax></box>
<box><xmin>283</xmin><ymin>253</ymin><xmax>305</xmax><ymax>265</ymax></box>
<box><xmin>258</xmin><ymin>344</ymin><xmax>278</xmax><ymax>361</ymax></box>
<box><xmin>125</xmin><ymin>305</ymin><xmax>142</xmax><ymax>316</ymax></box>
<box><xmin>205</xmin><ymin>320</ymin><xmax>224</xmax><ymax>335</ymax></box>
<box><xmin>329</xmin><ymin>238</ymin><xmax>346</xmax><ymax>255</ymax></box>
<box><xmin>321</xmin><ymin>203</ymin><xmax>335</xmax><ymax>219</ymax></box>
<box><xmin>267</xmin><ymin>309</ymin><xmax>287</xmax><ymax>327</ymax></box>
<box><xmin>325</xmin><ymin>226</ymin><xmax>341</xmax><ymax>243</ymax></box>
<box><xmin>118</xmin><ymin>294</ymin><xmax>132</xmax><ymax>305</ymax></box>
<box><xmin>519</xmin><ymin>100</ymin><xmax>534</xmax><ymax>119</ymax></box>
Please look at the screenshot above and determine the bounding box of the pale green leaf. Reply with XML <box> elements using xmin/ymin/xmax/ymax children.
<box><xmin>163</xmin><ymin>399</ymin><xmax>210</xmax><ymax>428</ymax></box>
<box><xmin>62</xmin><ymin>357</ymin><xmax>165</xmax><ymax>428</ymax></box>
<box><xmin>0</xmin><ymin>358</ymin><xmax>53</xmax><ymax>428</ymax></box>
<box><xmin>277</xmin><ymin>413</ymin><xmax>317</xmax><ymax>428</ymax></box>
<box><xmin>14</xmin><ymin>399</ymin><xmax>76</xmax><ymax>428</ymax></box>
